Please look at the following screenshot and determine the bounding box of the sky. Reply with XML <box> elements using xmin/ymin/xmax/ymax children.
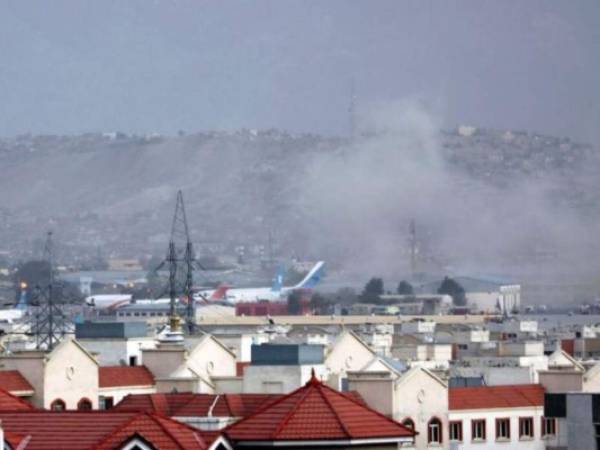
<box><xmin>1</xmin><ymin>0</ymin><xmax>599</xmax><ymax>142</ymax></box>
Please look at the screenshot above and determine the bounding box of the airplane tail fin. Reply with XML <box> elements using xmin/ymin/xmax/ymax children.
<box><xmin>292</xmin><ymin>261</ymin><xmax>325</xmax><ymax>290</ymax></box>
<box><xmin>16</xmin><ymin>290</ymin><xmax>27</xmax><ymax>310</ymax></box>
<box><xmin>271</xmin><ymin>265</ymin><xmax>285</xmax><ymax>292</ymax></box>
<box><xmin>209</xmin><ymin>285</ymin><xmax>229</xmax><ymax>300</ymax></box>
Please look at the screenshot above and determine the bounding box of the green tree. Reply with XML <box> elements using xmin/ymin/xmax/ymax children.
<box><xmin>310</xmin><ymin>291</ymin><xmax>333</xmax><ymax>314</ymax></box>
<box><xmin>437</xmin><ymin>276</ymin><xmax>466</xmax><ymax>306</ymax></box>
<box><xmin>361</xmin><ymin>277</ymin><xmax>384</xmax><ymax>303</ymax></box>
<box><xmin>397</xmin><ymin>280</ymin><xmax>414</xmax><ymax>295</ymax></box>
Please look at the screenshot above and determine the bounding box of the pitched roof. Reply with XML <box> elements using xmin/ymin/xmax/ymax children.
<box><xmin>99</xmin><ymin>365</ymin><xmax>155</xmax><ymax>388</ymax></box>
<box><xmin>115</xmin><ymin>393</ymin><xmax>283</xmax><ymax>418</ymax></box>
<box><xmin>0</xmin><ymin>411</ymin><xmax>208</xmax><ymax>450</ymax></box>
<box><xmin>0</xmin><ymin>387</ymin><xmax>34</xmax><ymax>411</ymax></box>
<box><xmin>223</xmin><ymin>373</ymin><xmax>415</xmax><ymax>443</ymax></box>
<box><xmin>0</xmin><ymin>370</ymin><xmax>35</xmax><ymax>393</ymax></box>
<box><xmin>449</xmin><ymin>384</ymin><xmax>544</xmax><ymax>410</ymax></box>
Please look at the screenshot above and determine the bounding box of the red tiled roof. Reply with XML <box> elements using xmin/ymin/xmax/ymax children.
<box><xmin>0</xmin><ymin>370</ymin><xmax>34</xmax><ymax>393</ymax></box>
<box><xmin>0</xmin><ymin>411</ymin><xmax>208</xmax><ymax>450</ymax></box>
<box><xmin>115</xmin><ymin>393</ymin><xmax>282</xmax><ymax>418</ymax></box>
<box><xmin>449</xmin><ymin>384</ymin><xmax>545</xmax><ymax>410</ymax></box>
<box><xmin>99</xmin><ymin>366</ymin><xmax>155</xmax><ymax>388</ymax></box>
<box><xmin>0</xmin><ymin>388</ymin><xmax>34</xmax><ymax>411</ymax></box>
<box><xmin>223</xmin><ymin>374</ymin><xmax>415</xmax><ymax>443</ymax></box>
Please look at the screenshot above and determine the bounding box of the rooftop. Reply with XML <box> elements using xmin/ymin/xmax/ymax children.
<box><xmin>449</xmin><ymin>384</ymin><xmax>544</xmax><ymax>410</ymax></box>
<box><xmin>0</xmin><ymin>370</ymin><xmax>35</xmax><ymax>393</ymax></box>
<box><xmin>0</xmin><ymin>411</ymin><xmax>208</xmax><ymax>450</ymax></box>
<box><xmin>99</xmin><ymin>366</ymin><xmax>155</xmax><ymax>388</ymax></box>
<box><xmin>223</xmin><ymin>371</ymin><xmax>414</xmax><ymax>444</ymax></box>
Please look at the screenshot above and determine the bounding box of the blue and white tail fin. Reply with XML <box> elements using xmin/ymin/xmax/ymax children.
<box><xmin>292</xmin><ymin>261</ymin><xmax>325</xmax><ymax>289</ymax></box>
<box><xmin>271</xmin><ymin>265</ymin><xmax>285</xmax><ymax>293</ymax></box>
<box><xmin>16</xmin><ymin>289</ymin><xmax>27</xmax><ymax>310</ymax></box>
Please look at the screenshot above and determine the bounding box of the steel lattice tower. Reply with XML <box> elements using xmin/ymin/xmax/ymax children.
<box><xmin>30</xmin><ymin>232</ymin><xmax>70</xmax><ymax>350</ymax></box>
<box><xmin>155</xmin><ymin>191</ymin><xmax>202</xmax><ymax>334</ymax></box>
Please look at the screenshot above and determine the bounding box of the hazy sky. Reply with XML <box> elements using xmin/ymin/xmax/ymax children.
<box><xmin>1</xmin><ymin>0</ymin><xmax>599</xmax><ymax>141</ymax></box>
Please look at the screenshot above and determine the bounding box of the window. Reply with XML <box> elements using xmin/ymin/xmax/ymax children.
<box><xmin>496</xmin><ymin>418</ymin><xmax>511</xmax><ymax>440</ymax></box>
<box><xmin>402</xmin><ymin>418</ymin><xmax>415</xmax><ymax>431</ymax></box>
<box><xmin>542</xmin><ymin>417</ymin><xmax>557</xmax><ymax>437</ymax></box>
<box><xmin>77</xmin><ymin>398</ymin><xmax>92</xmax><ymax>410</ymax></box>
<box><xmin>519</xmin><ymin>417</ymin><xmax>534</xmax><ymax>439</ymax></box>
<box><xmin>428</xmin><ymin>417</ymin><xmax>442</xmax><ymax>444</ymax></box>
<box><xmin>471</xmin><ymin>419</ymin><xmax>486</xmax><ymax>441</ymax></box>
<box><xmin>129</xmin><ymin>356</ymin><xmax>138</xmax><ymax>366</ymax></box>
<box><xmin>449</xmin><ymin>421</ymin><xmax>463</xmax><ymax>442</ymax></box>
<box><xmin>100</xmin><ymin>396</ymin><xmax>114</xmax><ymax>410</ymax></box>
<box><xmin>50</xmin><ymin>399</ymin><xmax>66</xmax><ymax>411</ymax></box>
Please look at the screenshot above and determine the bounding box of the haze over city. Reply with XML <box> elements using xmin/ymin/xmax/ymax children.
<box><xmin>0</xmin><ymin>3</ymin><xmax>599</xmax><ymax>448</ymax></box>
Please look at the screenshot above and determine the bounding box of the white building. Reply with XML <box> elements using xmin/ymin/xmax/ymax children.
<box><xmin>448</xmin><ymin>384</ymin><xmax>548</xmax><ymax>450</ymax></box>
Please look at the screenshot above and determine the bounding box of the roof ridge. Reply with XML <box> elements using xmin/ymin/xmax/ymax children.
<box><xmin>222</xmin><ymin>388</ymin><xmax>303</xmax><ymax>434</ymax></box>
<box><xmin>147</xmin><ymin>412</ymin><xmax>188</xmax><ymax>450</ymax></box>
<box><xmin>89</xmin><ymin>411</ymin><xmax>143</xmax><ymax>450</ymax></box>
<box><xmin>271</xmin><ymin>383</ymin><xmax>316</xmax><ymax>438</ymax></box>
<box><xmin>314</xmin><ymin>383</ymin><xmax>351</xmax><ymax>438</ymax></box>
<box><xmin>315</xmin><ymin>380</ymin><xmax>417</xmax><ymax>437</ymax></box>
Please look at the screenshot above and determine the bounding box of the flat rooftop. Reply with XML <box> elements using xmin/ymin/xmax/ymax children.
<box><xmin>195</xmin><ymin>314</ymin><xmax>495</xmax><ymax>326</ymax></box>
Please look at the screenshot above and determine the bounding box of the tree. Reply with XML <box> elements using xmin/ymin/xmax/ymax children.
<box><xmin>397</xmin><ymin>280</ymin><xmax>414</xmax><ymax>295</ymax></box>
<box><xmin>309</xmin><ymin>292</ymin><xmax>331</xmax><ymax>314</ymax></box>
<box><xmin>437</xmin><ymin>276</ymin><xmax>466</xmax><ymax>306</ymax></box>
<box><xmin>361</xmin><ymin>277</ymin><xmax>384</xmax><ymax>303</ymax></box>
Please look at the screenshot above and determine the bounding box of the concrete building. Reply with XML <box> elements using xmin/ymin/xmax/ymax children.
<box><xmin>142</xmin><ymin>333</ymin><xmax>237</xmax><ymax>394</ymax></box>
<box><xmin>448</xmin><ymin>384</ymin><xmax>546</xmax><ymax>450</ymax></box>
<box><xmin>76</xmin><ymin>321</ymin><xmax>156</xmax><ymax>366</ymax></box>
<box><xmin>0</xmin><ymin>338</ymin><xmax>99</xmax><ymax>410</ymax></box>
<box><xmin>98</xmin><ymin>365</ymin><xmax>156</xmax><ymax>408</ymax></box>
<box><xmin>544</xmin><ymin>392</ymin><xmax>600</xmax><ymax>450</ymax></box>
<box><xmin>348</xmin><ymin>367</ymin><xmax>449</xmax><ymax>450</ymax></box>
<box><xmin>323</xmin><ymin>330</ymin><xmax>376</xmax><ymax>389</ymax></box>
<box><xmin>242</xmin><ymin>343</ymin><xmax>327</xmax><ymax>393</ymax></box>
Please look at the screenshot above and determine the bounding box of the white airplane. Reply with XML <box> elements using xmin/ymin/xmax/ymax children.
<box><xmin>195</xmin><ymin>261</ymin><xmax>325</xmax><ymax>304</ymax></box>
<box><xmin>85</xmin><ymin>294</ymin><xmax>132</xmax><ymax>311</ymax></box>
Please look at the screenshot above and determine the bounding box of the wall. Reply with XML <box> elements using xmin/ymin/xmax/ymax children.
<box><xmin>566</xmin><ymin>394</ymin><xmax>595</xmax><ymax>450</ymax></box>
<box><xmin>213</xmin><ymin>376</ymin><xmax>243</xmax><ymax>394</ymax></box>
<box><xmin>538</xmin><ymin>371</ymin><xmax>583</xmax><ymax>393</ymax></box>
<box><xmin>242</xmin><ymin>364</ymin><xmax>326</xmax><ymax>394</ymax></box>
<box><xmin>347</xmin><ymin>374</ymin><xmax>395</xmax><ymax>417</ymax></box>
<box><xmin>43</xmin><ymin>340</ymin><xmax>99</xmax><ymax>410</ymax></box>
<box><xmin>0</xmin><ymin>354</ymin><xmax>45</xmax><ymax>408</ymax></box>
<box><xmin>99</xmin><ymin>385</ymin><xmax>156</xmax><ymax>406</ymax></box>
<box><xmin>394</xmin><ymin>369</ymin><xmax>449</xmax><ymax>450</ymax></box>
<box><xmin>79</xmin><ymin>338</ymin><xmax>156</xmax><ymax>366</ymax></box>
<box><xmin>142</xmin><ymin>346</ymin><xmax>187</xmax><ymax>378</ymax></box>
<box><xmin>448</xmin><ymin>406</ymin><xmax>545</xmax><ymax>450</ymax></box>
<box><xmin>187</xmin><ymin>336</ymin><xmax>236</xmax><ymax>380</ymax></box>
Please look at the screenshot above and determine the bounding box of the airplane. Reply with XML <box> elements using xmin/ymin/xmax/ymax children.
<box><xmin>85</xmin><ymin>294</ymin><xmax>132</xmax><ymax>311</ymax></box>
<box><xmin>195</xmin><ymin>261</ymin><xmax>325</xmax><ymax>304</ymax></box>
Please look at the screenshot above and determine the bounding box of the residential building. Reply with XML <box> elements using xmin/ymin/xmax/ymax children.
<box><xmin>223</xmin><ymin>371</ymin><xmax>416</xmax><ymax>449</ymax></box>
<box><xmin>0</xmin><ymin>338</ymin><xmax>99</xmax><ymax>410</ymax></box>
<box><xmin>448</xmin><ymin>384</ymin><xmax>546</xmax><ymax>450</ymax></box>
